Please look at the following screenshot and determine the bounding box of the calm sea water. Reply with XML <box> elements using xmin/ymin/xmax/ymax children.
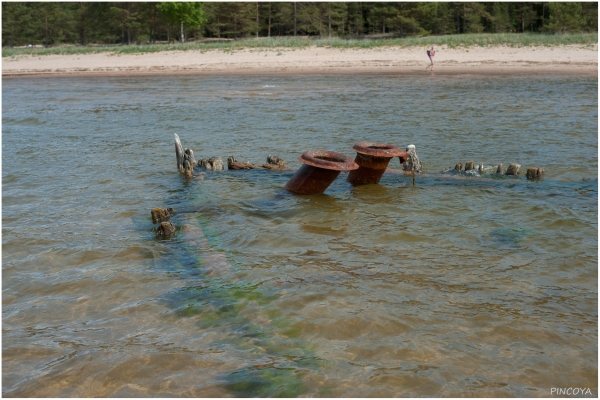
<box><xmin>2</xmin><ymin>73</ymin><xmax>597</xmax><ymax>397</ymax></box>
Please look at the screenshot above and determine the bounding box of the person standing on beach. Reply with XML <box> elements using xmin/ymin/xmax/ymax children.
<box><xmin>426</xmin><ymin>47</ymin><xmax>435</xmax><ymax>71</ymax></box>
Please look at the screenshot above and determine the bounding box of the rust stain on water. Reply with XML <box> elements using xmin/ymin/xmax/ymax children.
<box><xmin>2</xmin><ymin>74</ymin><xmax>597</xmax><ymax>397</ymax></box>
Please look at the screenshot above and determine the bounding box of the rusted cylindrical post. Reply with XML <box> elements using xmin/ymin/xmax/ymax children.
<box><xmin>347</xmin><ymin>142</ymin><xmax>408</xmax><ymax>186</ymax></box>
<box><xmin>284</xmin><ymin>150</ymin><xmax>358</xmax><ymax>194</ymax></box>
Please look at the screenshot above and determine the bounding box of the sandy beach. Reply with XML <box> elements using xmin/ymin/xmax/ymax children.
<box><xmin>2</xmin><ymin>44</ymin><xmax>597</xmax><ymax>77</ymax></box>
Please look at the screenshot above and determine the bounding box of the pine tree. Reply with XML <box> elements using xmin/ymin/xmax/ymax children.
<box><xmin>30</xmin><ymin>2</ymin><xmax>76</xmax><ymax>47</ymax></box>
<box><xmin>369</xmin><ymin>2</ymin><xmax>399</xmax><ymax>35</ymax></box>
<box><xmin>271</xmin><ymin>2</ymin><xmax>293</xmax><ymax>37</ymax></box>
<box><xmin>546</xmin><ymin>2</ymin><xmax>583</xmax><ymax>33</ymax></box>
<box><xmin>295</xmin><ymin>2</ymin><xmax>320</xmax><ymax>36</ymax></box>
<box><xmin>346</xmin><ymin>2</ymin><xmax>364</xmax><ymax>36</ymax></box>
<box><xmin>581</xmin><ymin>2</ymin><xmax>598</xmax><ymax>32</ymax></box>
<box><xmin>2</xmin><ymin>2</ymin><xmax>32</xmax><ymax>47</ymax></box>
<box><xmin>214</xmin><ymin>2</ymin><xmax>256</xmax><ymax>39</ymax></box>
<box><xmin>110</xmin><ymin>2</ymin><xmax>143</xmax><ymax>45</ymax></box>
<box><xmin>384</xmin><ymin>2</ymin><xmax>433</xmax><ymax>37</ymax></box>
<box><xmin>486</xmin><ymin>3</ymin><xmax>508</xmax><ymax>33</ymax></box>
<box><xmin>450</xmin><ymin>2</ymin><xmax>491</xmax><ymax>34</ymax></box>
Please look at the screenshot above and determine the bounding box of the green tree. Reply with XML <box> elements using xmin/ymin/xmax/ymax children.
<box><xmin>138</xmin><ymin>2</ymin><xmax>167</xmax><ymax>43</ymax></box>
<box><xmin>30</xmin><ymin>2</ymin><xmax>77</xmax><ymax>47</ymax></box>
<box><xmin>72</xmin><ymin>2</ymin><xmax>105</xmax><ymax>45</ymax></box>
<box><xmin>424</xmin><ymin>2</ymin><xmax>452</xmax><ymax>35</ymax></box>
<box><xmin>488</xmin><ymin>2</ymin><xmax>513</xmax><ymax>33</ymax></box>
<box><xmin>157</xmin><ymin>2</ymin><xmax>206</xmax><ymax>42</ymax></box>
<box><xmin>546</xmin><ymin>2</ymin><xmax>583</xmax><ymax>33</ymax></box>
<box><xmin>511</xmin><ymin>2</ymin><xmax>538</xmax><ymax>32</ymax></box>
<box><xmin>369</xmin><ymin>2</ymin><xmax>399</xmax><ymax>34</ymax></box>
<box><xmin>295</xmin><ymin>2</ymin><xmax>320</xmax><ymax>36</ymax></box>
<box><xmin>457</xmin><ymin>2</ymin><xmax>491</xmax><ymax>33</ymax></box>
<box><xmin>346</xmin><ymin>2</ymin><xmax>364</xmax><ymax>35</ymax></box>
<box><xmin>326</xmin><ymin>2</ymin><xmax>347</xmax><ymax>37</ymax></box>
<box><xmin>1</xmin><ymin>2</ymin><xmax>598</xmax><ymax>47</ymax></box>
<box><xmin>77</xmin><ymin>3</ymin><xmax>117</xmax><ymax>45</ymax></box>
<box><xmin>399</xmin><ymin>2</ymin><xmax>435</xmax><ymax>36</ymax></box>
<box><xmin>2</xmin><ymin>2</ymin><xmax>33</xmax><ymax>47</ymax></box>
<box><xmin>212</xmin><ymin>2</ymin><xmax>256</xmax><ymax>39</ymax></box>
<box><xmin>110</xmin><ymin>2</ymin><xmax>142</xmax><ymax>45</ymax></box>
<box><xmin>581</xmin><ymin>1</ymin><xmax>598</xmax><ymax>32</ymax></box>
<box><xmin>271</xmin><ymin>2</ymin><xmax>293</xmax><ymax>36</ymax></box>
<box><xmin>202</xmin><ymin>2</ymin><xmax>222</xmax><ymax>38</ymax></box>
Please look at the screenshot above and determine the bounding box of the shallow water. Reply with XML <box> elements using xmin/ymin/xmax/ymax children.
<box><xmin>2</xmin><ymin>73</ymin><xmax>597</xmax><ymax>397</ymax></box>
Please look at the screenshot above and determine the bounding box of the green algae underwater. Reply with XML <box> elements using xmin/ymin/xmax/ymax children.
<box><xmin>151</xmin><ymin>209</ymin><xmax>327</xmax><ymax>397</ymax></box>
<box><xmin>148</xmin><ymin>169</ymin><xmax>598</xmax><ymax>397</ymax></box>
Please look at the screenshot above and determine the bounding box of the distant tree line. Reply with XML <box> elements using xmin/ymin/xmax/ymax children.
<box><xmin>2</xmin><ymin>2</ymin><xmax>598</xmax><ymax>47</ymax></box>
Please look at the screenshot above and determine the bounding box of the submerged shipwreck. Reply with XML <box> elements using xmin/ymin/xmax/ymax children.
<box><xmin>173</xmin><ymin>133</ymin><xmax>543</xmax><ymax>193</ymax></box>
<box><xmin>174</xmin><ymin>133</ymin><xmax>432</xmax><ymax>195</ymax></box>
<box><xmin>155</xmin><ymin>133</ymin><xmax>546</xmax><ymax>236</ymax></box>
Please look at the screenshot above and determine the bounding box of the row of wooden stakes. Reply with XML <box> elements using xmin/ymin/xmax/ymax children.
<box><xmin>175</xmin><ymin>133</ymin><xmax>289</xmax><ymax>179</ymax></box>
<box><xmin>451</xmin><ymin>161</ymin><xmax>545</xmax><ymax>180</ymax></box>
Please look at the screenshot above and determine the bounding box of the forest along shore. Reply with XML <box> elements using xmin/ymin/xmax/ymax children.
<box><xmin>2</xmin><ymin>44</ymin><xmax>597</xmax><ymax>77</ymax></box>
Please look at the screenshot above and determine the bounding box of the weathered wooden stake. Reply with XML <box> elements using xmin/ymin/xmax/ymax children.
<box><xmin>505</xmin><ymin>163</ymin><xmax>521</xmax><ymax>176</ymax></box>
<box><xmin>526</xmin><ymin>167</ymin><xmax>545</xmax><ymax>180</ymax></box>
<box><xmin>184</xmin><ymin>148</ymin><xmax>196</xmax><ymax>167</ymax></box>
<box><xmin>151</xmin><ymin>207</ymin><xmax>174</xmax><ymax>224</ymax></box>
<box><xmin>184</xmin><ymin>160</ymin><xmax>193</xmax><ymax>179</ymax></box>
<box><xmin>174</xmin><ymin>133</ymin><xmax>185</xmax><ymax>173</ymax></box>
<box><xmin>156</xmin><ymin>221</ymin><xmax>176</xmax><ymax>237</ymax></box>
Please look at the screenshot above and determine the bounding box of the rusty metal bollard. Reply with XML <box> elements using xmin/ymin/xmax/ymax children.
<box><xmin>347</xmin><ymin>142</ymin><xmax>408</xmax><ymax>186</ymax></box>
<box><xmin>284</xmin><ymin>150</ymin><xmax>358</xmax><ymax>194</ymax></box>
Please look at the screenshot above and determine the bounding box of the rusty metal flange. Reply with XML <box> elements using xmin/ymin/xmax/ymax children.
<box><xmin>351</xmin><ymin>142</ymin><xmax>408</xmax><ymax>159</ymax></box>
<box><xmin>298</xmin><ymin>150</ymin><xmax>359</xmax><ymax>171</ymax></box>
<box><xmin>347</xmin><ymin>142</ymin><xmax>408</xmax><ymax>185</ymax></box>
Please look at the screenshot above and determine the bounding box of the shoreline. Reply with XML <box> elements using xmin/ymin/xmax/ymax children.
<box><xmin>2</xmin><ymin>44</ymin><xmax>597</xmax><ymax>78</ymax></box>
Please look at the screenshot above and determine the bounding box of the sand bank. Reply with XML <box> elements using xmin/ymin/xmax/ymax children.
<box><xmin>2</xmin><ymin>44</ymin><xmax>597</xmax><ymax>77</ymax></box>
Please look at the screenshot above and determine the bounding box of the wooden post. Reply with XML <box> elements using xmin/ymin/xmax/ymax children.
<box><xmin>526</xmin><ymin>167</ymin><xmax>545</xmax><ymax>179</ymax></box>
<box><xmin>174</xmin><ymin>133</ymin><xmax>185</xmax><ymax>173</ymax></box>
<box><xmin>505</xmin><ymin>163</ymin><xmax>521</xmax><ymax>176</ymax></box>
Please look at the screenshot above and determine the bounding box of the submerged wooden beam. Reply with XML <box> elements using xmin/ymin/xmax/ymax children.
<box><xmin>199</xmin><ymin>157</ymin><xmax>225</xmax><ymax>170</ymax></box>
<box><xmin>227</xmin><ymin>156</ymin><xmax>291</xmax><ymax>171</ymax></box>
